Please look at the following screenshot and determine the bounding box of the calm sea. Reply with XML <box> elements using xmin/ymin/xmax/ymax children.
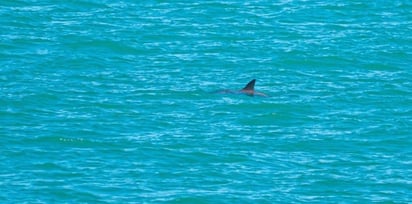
<box><xmin>1</xmin><ymin>1</ymin><xmax>411</xmax><ymax>203</ymax></box>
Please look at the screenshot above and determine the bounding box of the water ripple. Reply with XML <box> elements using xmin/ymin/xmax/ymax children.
<box><xmin>1</xmin><ymin>0</ymin><xmax>411</xmax><ymax>203</ymax></box>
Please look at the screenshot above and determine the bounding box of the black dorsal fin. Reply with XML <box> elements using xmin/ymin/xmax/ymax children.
<box><xmin>242</xmin><ymin>79</ymin><xmax>256</xmax><ymax>91</ymax></box>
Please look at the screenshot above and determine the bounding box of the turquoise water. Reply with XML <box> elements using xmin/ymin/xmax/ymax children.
<box><xmin>1</xmin><ymin>0</ymin><xmax>411</xmax><ymax>203</ymax></box>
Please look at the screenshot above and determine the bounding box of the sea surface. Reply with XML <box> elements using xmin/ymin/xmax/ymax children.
<box><xmin>1</xmin><ymin>0</ymin><xmax>411</xmax><ymax>203</ymax></box>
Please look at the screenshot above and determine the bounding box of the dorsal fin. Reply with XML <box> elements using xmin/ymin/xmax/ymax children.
<box><xmin>242</xmin><ymin>79</ymin><xmax>256</xmax><ymax>91</ymax></box>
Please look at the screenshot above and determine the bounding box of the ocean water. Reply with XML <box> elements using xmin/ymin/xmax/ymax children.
<box><xmin>1</xmin><ymin>0</ymin><xmax>411</xmax><ymax>203</ymax></box>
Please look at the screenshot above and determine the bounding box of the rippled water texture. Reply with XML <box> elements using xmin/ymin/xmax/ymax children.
<box><xmin>1</xmin><ymin>1</ymin><xmax>411</xmax><ymax>203</ymax></box>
